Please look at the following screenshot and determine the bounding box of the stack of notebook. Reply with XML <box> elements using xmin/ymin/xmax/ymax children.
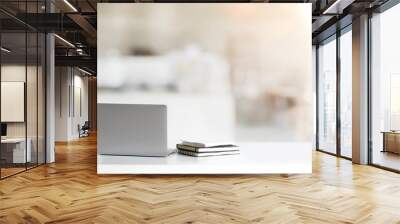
<box><xmin>177</xmin><ymin>141</ymin><xmax>239</xmax><ymax>157</ymax></box>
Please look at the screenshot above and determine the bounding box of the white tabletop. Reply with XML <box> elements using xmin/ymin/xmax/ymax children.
<box><xmin>97</xmin><ymin>142</ymin><xmax>312</xmax><ymax>174</ymax></box>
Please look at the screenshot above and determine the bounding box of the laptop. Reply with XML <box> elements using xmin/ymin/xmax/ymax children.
<box><xmin>98</xmin><ymin>103</ymin><xmax>174</xmax><ymax>157</ymax></box>
<box><xmin>1</xmin><ymin>123</ymin><xmax>7</xmax><ymax>140</ymax></box>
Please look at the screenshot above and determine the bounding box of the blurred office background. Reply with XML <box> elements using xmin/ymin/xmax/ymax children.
<box><xmin>98</xmin><ymin>4</ymin><xmax>312</xmax><ymax>146</ymax></box>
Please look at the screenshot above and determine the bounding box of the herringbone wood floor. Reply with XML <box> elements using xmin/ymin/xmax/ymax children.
<box><xmin>1</xmin><ymin>135</ymin><xmax>400</xmax><ymax>224</ymax></box>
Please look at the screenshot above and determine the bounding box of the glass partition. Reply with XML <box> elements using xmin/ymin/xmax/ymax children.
<box><xmin>316</xmin><ymin>26</ymin><xmax>353</xmax><ymax>159</ymax></box>
<box><xmin>317</xmin><ymin>36</ymin><xmax>337</xmax><ymax>154</ymax></box>
<box><xmin>37</xmin><ymin>32</ymin><xmax>45</xmax><ymax>165</ymax></box>
<box><xmin>339</xmin><ymin>28</ymin><xmax>352</xmax><ymax>158</ymax></box>
<box><xmin>37</xmin><ymin>0</ymin><xmax>46</xmax><ymax>165</ymax></box>
<box><xmin>27</xmin><ymin>30</ymin><xmax>38</xmax><ymax>169</ymax></box>
<box><xmin>0</xmin><ymin>2</ymin><xmax>46</xmax><ymax>179</ymax></box>
<box><xmin>1</xmin><ymin>31</ymin><xmax>28</xmax><ymax>178</ymax></box>
<box><xmin>26</xmin><ymin>0</ymin><xmax>45</xmax><ymax>169</ymax></box>
<box><xmin>370</xmin><ymin>4</ymin><xmax>400</xmax><ymax>171</ymax></box>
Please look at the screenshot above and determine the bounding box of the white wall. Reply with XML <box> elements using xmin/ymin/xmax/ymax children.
<box><xmin>1</xmin><ymin>65</ymin><xmax>26</xmax><ymax>134</ymax></box>
<box><xmin>55</xmin><ymin>67</ymin><xmax>70</xmax><ymax>141</ymax></box>
<box><xmin>71</xmin><ymin>74</ymin><xmax>89</xmax><ymax>138</ymax></box>
<box><xmin>55</xmin><ymin>67</ymin><xmax>89</xmax><ymax>141</ymax></box>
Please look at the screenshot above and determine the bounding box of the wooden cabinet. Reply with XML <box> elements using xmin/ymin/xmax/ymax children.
<box><xmin>382</xmin><ymin>132</ymin><xmax>400</xmax><ymax>154</ymax></box>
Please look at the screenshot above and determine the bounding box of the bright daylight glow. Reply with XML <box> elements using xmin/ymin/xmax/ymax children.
<box><xmin>1</xmin><ymin>47</ymin><xmax>11</xmax><ymax>53</ymax></box>
<box><xmin>54</xmin><ymin>34</ymin><xmax>75</xmax><ymax>48</ymax></box>
<box><xmin>78</xmin><ymin>67</ymin><xmax>93</xmax><ymax>76</ymax></box>
<box><xmin>323</xmin><ymin>0</ymin><xmax>343</xmax><ymax>14</ymax></box>
<box><xmin>63</xmin><ymin>0</ymin><xmax>78</xmax><ymax>12</ymax></box>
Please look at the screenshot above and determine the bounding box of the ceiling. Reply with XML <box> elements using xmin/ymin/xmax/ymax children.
<box><xmin>0</xmin><ymin>0</ymin><xmax>392</xmax><ymax>74</ymax></box>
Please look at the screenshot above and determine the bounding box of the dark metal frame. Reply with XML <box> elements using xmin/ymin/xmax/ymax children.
<box><xmin>367</xmin><ymin>11</ymin><xmax>373</xmax><ymax>166</ymax></box>
<box><xmin>315</xmin><ymin>44</ymin><xmax>320</xmax><ymax>151</ymax></box>
<box><xmin>336</xmin><ymin>27</ymin><xmax>341</xmax><ymax>159</ymax></box>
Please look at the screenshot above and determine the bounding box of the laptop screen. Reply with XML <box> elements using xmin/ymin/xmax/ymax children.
<box><xmin>1</xmin><ymin>123</ymin><xmax>7</xmax><ymax>137</ymax></box>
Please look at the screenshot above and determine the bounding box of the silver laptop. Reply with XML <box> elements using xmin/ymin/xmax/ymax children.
<box><xmin>98</xmin><ymin>103</ymin><xmax>173</xmax><ymax>157</ymax></box>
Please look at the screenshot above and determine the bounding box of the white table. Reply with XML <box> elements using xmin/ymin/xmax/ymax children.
<box><xmin>97</xmin><ymin>142</ymin><xmax>312</xmax><ymax>174</ymax></box>
<box><xmin>1</xmin><ymin>138</ymin><xmax>31</xmax><ymax>163</ymax></box>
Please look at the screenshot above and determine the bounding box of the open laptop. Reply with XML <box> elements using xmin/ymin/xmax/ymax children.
<box><xmin>98</xmin><ymin>103</ymin><xmax>174</xmax><ymax>157</ymax></box>
<box><xmin>1</xmin><ymin>123</ymin><xmax>7</xmax><ymax>140</ymax></box>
